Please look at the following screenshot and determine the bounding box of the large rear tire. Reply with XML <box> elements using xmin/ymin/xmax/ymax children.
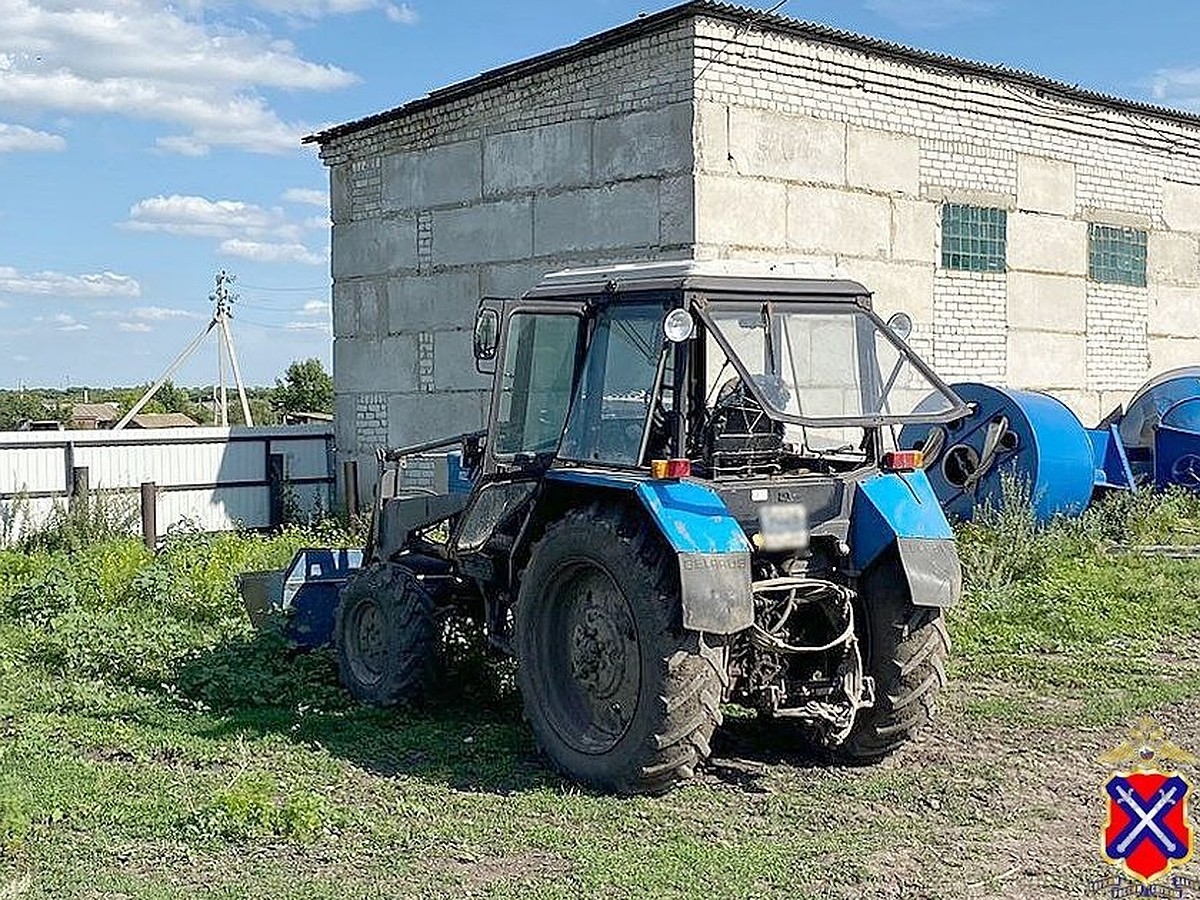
<box><xmin>515</xmin><ymin>505</ymin><xmax>725</xmax><ymax>795</ymax></box>
<box><xmin>837</xmin><ymin>574</ymin><xmax>949</xmax><ymax>761</ymax></box>
<box><xmin>334</xmin><ymin>562</ymin><xmax>437</xmax><ymax>706</ymax></box>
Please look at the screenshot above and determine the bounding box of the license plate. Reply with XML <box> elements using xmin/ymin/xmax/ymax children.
<box><xmin>758</xmin><ymin>503</ymin><xmax>809</xmax><ymax>552</ymax></box>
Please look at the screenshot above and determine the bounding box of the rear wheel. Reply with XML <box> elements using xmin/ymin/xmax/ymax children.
<box><xmin>334</xmin><ymin>562</ymin><xmax>437</xmax><ymax>706</ymax></box>
<box><xmin>515</xmin><ymin>505</ymin><xmax>725</xmax><ymax>794</ymax></box>
<box><xmin>837</xmin><ymin>572</ymin><xmax>949</xmax><ymax>760</ymax></box>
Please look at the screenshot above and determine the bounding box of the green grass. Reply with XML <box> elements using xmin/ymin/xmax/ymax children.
<box><xmin>1</xmin><ymin>491</ymin><xmax>1200</xmax><ymax>897</ymax></box>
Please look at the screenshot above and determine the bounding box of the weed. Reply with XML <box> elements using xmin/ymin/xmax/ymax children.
<box><xmin>188</xmin><ymin>776</ymin><xmax>337</xmax><ymax>842</ymax></box>
<box><xmin>2</xmin><ymin>565</ymin><xmax>78</xmax><ymax>628</ymax></box>
<box><xmin>0</xmin><ymin>797</ymin><xmax>29</xmax><ymax>858</ymax></box>
<box><xmin>175</xmin><ymin>628</ymin><xmax>346</xmax><ymax>712</ymax></box>
<box><xmin>16</xmin><ymin>491</ymin><xmax>140</xmax><ymax>554</ymax></box>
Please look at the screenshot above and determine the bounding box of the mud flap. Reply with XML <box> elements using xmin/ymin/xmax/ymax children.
<box><xmin>894</xmin><ymin>537</ymin><xmax>961</xmax><ymax>608</ymax></box>
<box><xmin>678</xmin><ymin>552</ymin><xmax>754</xmax><ymax>634</ymax></box>
<box><xmin>541</xmin><ymin>470</ymin><xmax>755</xmax><ymax>635</ymax></box>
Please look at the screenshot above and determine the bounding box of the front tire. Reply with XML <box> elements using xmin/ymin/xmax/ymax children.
<box><xmin>334</xmin><ymin>562</ymin><xmax>437</xmax><ymax>706</ymax></box>
<box><xmin>515</xmin><ymin>505</ymin><xmax>724</xmax><ymax>794</ymax></box>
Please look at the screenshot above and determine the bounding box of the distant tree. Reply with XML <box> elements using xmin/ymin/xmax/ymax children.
<box><xmin>156</xmin><ymin>381</ymin><xmax>191</xmax><ymax>415</ymax></box>
<box><xmin>226</xmin><ymin>394</ymin><xmax>277</xmax><ymax>426</ymax></box>
<box><xmin>0</xmin><ymin>392</ymin><xmax>61</xmax><ymax>430</ymax></box>
<box><xmin>273</xmin><ymin>358</ymin><xmax>333</xmax><ymax>418</ymax></box>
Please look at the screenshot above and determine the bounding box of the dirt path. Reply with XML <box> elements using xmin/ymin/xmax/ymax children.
<box><xmin>706</xmin><ymin>687</ymin><xmax>1200</xmax><ymax>900</ymax></box>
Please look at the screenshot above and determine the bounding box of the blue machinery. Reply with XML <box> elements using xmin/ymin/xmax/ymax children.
<box><xmin>899</xmin><ymin>366</ymin><xmax>1200</xmax><ymax>524</ymax></box>
<box><xmin>240</xmin><ymin>369</ymin><xmax>1200</xmax><ymax>641</ymax></box>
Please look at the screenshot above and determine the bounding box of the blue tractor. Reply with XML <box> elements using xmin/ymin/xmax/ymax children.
<box><xmin>335</xmin><ymin>262</ymin><xmax>969</xmax><ymax>794</ymax></box>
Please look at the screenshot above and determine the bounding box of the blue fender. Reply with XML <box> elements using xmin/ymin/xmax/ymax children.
<box><xmin>851</xmin><ymin>470</ymin><xmax>961</xmax><ymax>608</ymax></box>
<box><xmin>543</xmin><ymin>470</ymin><xmax>753</xmax><ymax>634</ymax></box>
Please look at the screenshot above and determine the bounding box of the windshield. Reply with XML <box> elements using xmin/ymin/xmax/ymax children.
<box><xmin>704</xmin><ymin>302</ymin><xmax>961</xmax><ymax>427</ymax></box>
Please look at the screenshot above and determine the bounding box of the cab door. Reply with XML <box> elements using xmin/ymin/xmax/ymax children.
<box><xmin>484</xmin><ymin>303</ymin><xmax>587</xmax><ymax>475</ymax></box>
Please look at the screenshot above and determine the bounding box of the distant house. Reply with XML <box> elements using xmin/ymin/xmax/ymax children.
<box><xmin>17</xmin><ymin>419</ymin><xmax>65</xmax><ymax>432</ymax></box>
<box><xmin>128</xmin><ymin>413</ymin><xmax>199</xmax><ymax>429</ymax></box>
<box><xmin>70</xmin><ymin>402</ymin><xmax>121</xmax><ymax>430</ymax></box>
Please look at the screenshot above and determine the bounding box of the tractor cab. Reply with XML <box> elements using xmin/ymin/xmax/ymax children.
<box><xmin>474</xmin><ymin>262</ymin><xmax>964</xmax><ymax>480</ymax></box>
<box><xmin>337</xmin><ymin>261</ymin><xmax>969</xmax><ymax>795</ymax></box>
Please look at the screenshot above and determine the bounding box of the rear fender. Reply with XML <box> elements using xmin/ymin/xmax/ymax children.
<box><xmin>541</xmin><ymin>470</ymin><xmax>754</xmax><ymax>635</ymax></box>
<box><xmin>851</xmin><ymin>471</ymin><xmax>961</xmax><ymax>608</ymax></box>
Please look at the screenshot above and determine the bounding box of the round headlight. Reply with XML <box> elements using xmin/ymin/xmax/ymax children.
<box><xmin>662</xmin><ymin>308</ymin><xmax>695</xmax><ymax>343</ymax></box>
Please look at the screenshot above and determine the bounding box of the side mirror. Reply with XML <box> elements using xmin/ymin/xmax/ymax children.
<box><xmin>474</xmin><ymin>308</ymin><xmax>500</xmax><ymax>366</ymax></box>
<box><xmin>886</xmin><ymin>311</ymin><xmax>914</xmax><ymax>342</ymax></box>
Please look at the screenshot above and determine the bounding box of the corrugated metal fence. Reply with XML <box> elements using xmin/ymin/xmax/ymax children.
<box><xmin>0</xmin><ymin>425</ymin><xmax>335</xmax><ymax>543</ymax></box>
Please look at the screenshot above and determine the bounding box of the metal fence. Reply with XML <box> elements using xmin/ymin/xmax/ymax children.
<box><xmin>0</xmin><ymin>425</ymin><xmax>335</xmax><ymax>544</ymax></box>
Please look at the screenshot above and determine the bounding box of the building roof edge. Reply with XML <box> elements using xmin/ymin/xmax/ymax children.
<box><xmin>305</xmin><ymin>1</ymin><xmax>1200</xmax><ymax>146</ymax></box>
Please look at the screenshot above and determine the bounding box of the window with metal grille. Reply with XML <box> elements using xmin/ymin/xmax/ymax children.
<box><xmin>941</xmin><ymin>204</ymin><xmax>1007</xmax><ymax>272</ymax></box>
<box><xmin>1089</xmin><ymin>224</ymin><xmax>1147</xmax><ymax>287</ymax></box>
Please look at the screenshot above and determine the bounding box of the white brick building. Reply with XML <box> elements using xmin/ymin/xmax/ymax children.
<box><xmin>311</xmin><ymin>1</ymin><xmax>1200</xmax><ymax>494</ymax></box>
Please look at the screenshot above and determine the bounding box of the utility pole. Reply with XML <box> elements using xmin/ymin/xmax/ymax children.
<box><xmin>114</xmin><ymin>270</ymin><xmax>255</xmax><ymax>430</ymax></box>
<box><xmin>215</xmin><ymin>271</ymin><xmax>231</xmax><ymax>426</ymax></box>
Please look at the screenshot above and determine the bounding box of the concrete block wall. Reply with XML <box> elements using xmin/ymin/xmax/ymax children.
<box><xmin>319</xmin><ymin>22</ymin><xmax>696</xmax><ymax>496</ymax></box>
<box><xmin>321</xmin><ymin>9</ymin><xmax>1200</xmax><ymax>494</ymax></box>
<box><xmin>693</xmin><ymin>15</ymin><xmax>1200</xmax><ymax>425</ymax></box>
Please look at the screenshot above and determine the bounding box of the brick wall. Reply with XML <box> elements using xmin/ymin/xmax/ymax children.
<box><xmin>692</xmin><ymin>15</ymin><xmax>1200</xmax><ymax>424</ymax></box>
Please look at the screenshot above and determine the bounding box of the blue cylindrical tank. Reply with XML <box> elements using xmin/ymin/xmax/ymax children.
<box><xmin>1155</xmin><ymin>396</ymin><xmax>1200</xmax><ymax>490</ymax></box>
<box><xmin>897</xmin><ymin>383</ymin><xmax>1095</xmax><ymax>524</ymax></box>
<box><xmin>1121</xmin><ymin>367</ymin><xmax>1200</xmax><ymax>484</ymax></box>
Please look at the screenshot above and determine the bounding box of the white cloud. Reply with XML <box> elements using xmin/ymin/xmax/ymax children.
<box><xmin>219</xmin><ymin>238</ymin><xmax>324</xmax><ymax>265</ymax></box>
<box><xmin>385</xmin><ymin>3</ymin><xmax>418</xmax><ymax>24</ymax></box>
<box><xmin>864</xmin><ymin>0</ymin><xmax>996</xmax><ymax>28</ymax></box>
<box><xmin>96</xmin><ymin>305</ymin><xmax>199</xmax><ymax>321</ymax></box>
<box><xmin>124</xmin><ymin>194</ymin><xmax>300</xmax><ymax>240</ymax></box>
<box><xmin>132</xmin><ymin>305</ymin><xmax>199</xmax><ymax>320</ymax></box>
<box><xmin>117</xmin><ymin>321</ymin><xmax>153</xmax><ymax>332</ymax></box>
<box><xmin>300</xmin><ymin>299</ymin><xmax>330</xmax><ymax>316</ymax></box>
<box><xmin>282</xmin><ymin>187</ymin><xmax>328</xmax><ymax>207</ymax></box>
<box><xmin>48</xmin><ymin>313</ymin><xmax>88</xmax><ymax>332</ymax></box>
<box><xmin>1151</xmin><ymin>67</ymin><xmax>1200</xmax><ymax>111</ymax></box>
<box><xmin>285</xmin><ymin>320</ymin><xmax>331</xmax><ymax>333</ymax></box>
<box><xmin>0</xmin><ymin>0</ymin><xmax>359</xmax><ymax>154</ymax></box>
<box><xmin>0</xmin><ymin>266</ymin><xmax>140</xmax><ymax>298</ymax></box>
<box><xmin>0</xmin><ymin>122</ymin><xmax>65</xmax><ymax>152</ymax></box>
<box><xmin>124</xmin><ymin>193</ymin><xmax>325</xmax><ymax>266</ymax></box>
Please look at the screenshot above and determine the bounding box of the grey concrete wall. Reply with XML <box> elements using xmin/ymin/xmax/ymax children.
<box><xmin>322</xmin><ymin>11</ymin><xmax>1200</xmax><ymax>500</ymax></box>
<box><xmin>693</xmin><ymin>15</ymin><xmax>1200</xmax><ymax>426</ymax></box>
<box><xmin>321</xmin><ymin>22</ymin><xmax>696</xmax><ymax>499</ymax></box>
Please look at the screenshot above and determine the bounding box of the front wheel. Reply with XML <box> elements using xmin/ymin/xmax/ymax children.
<box><xmin>515</xmin><ymin>505</ymin><xmax>725</xmax><ymax>795</ymax></box>
<box><xmin>334</xmin><ymin>562</ymin><xmax>437</xmax><ymax>706</ymax></box>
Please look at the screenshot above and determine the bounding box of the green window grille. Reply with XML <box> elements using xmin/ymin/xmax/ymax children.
<box><xmin>941</xmin><ymin>204</ymin><xmax>1007</xmax><ymax>272</ymax></box>
<box><xmin>1089</xmin><ymin>224</ymin><xmax>1147</xmax><ymax>287</ymax></box>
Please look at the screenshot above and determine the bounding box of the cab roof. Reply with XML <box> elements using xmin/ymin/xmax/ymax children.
<box><xmin>521</xmin><ymin>261</ymin><xmax>871</xmax><ymax>303</ymax></box>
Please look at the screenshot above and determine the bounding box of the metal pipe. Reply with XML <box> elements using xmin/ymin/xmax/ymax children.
<box><xmin>380</xmin><ymin>430</ymin><xmax>486</xmax><ymax>463</ymax></box>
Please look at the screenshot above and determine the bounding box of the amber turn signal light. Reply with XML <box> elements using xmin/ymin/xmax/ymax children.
<box><xmin>650</xmin><ymin>459</ymin><xmax>692</xmax><ymax>479</ymax></box>
<box><xmin>881</xmin><ymin>450</ymin><xmax>923</xmax><ymax>472</ymax></box>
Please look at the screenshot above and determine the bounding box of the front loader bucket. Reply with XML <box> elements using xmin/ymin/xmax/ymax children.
<box><xmin>237</xmin><ymin>548</ymin><xmax>364</xmax><ymax>648</ymax></box>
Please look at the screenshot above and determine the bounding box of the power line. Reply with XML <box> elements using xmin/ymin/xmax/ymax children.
<box><xmin>236</xmin><ymin>283</ymin><xmax>329</xmax><ymax>292</ymax></box>
<box><xmin>696</xmin><ymin>0</ymin><xmax>789</xmax><ymax>81</ymax></box>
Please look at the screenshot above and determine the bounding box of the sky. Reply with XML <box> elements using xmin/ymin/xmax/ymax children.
<box><xmin>4</xmin><ymin>0</ymin><xmax>1200</xmax><ymax>389</ymax></box>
